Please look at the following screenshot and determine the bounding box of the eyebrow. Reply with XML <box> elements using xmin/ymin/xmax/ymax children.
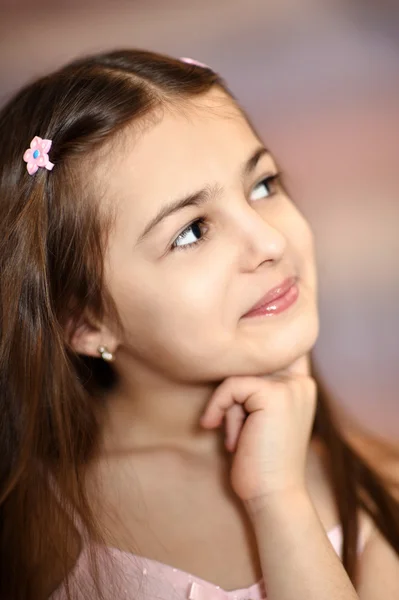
<box><xmin>136</xmin><ymin>145</ymin><xmax>269</xmax><ymax>243</ymax></box>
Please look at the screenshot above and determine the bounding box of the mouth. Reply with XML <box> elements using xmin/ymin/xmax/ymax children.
<box><xmin>242</xmin><ymin>276</ymin><xmax>299</xmax><ymax>318</ymax></box>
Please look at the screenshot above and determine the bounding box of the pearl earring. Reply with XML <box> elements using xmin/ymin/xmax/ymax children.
<box><xmin>97</xmin><ymin>345</ymin><xmax>114</xmax><ymax>362</ymax></box>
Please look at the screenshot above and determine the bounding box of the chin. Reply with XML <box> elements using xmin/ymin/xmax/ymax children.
<box><xmin>242</xmin><ymin>310</ymin><xmax>320</xmax><ymax>376</ymax></box>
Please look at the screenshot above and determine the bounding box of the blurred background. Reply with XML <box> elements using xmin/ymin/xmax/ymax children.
<box><xmin>1</xmin><ymin>1</ymin><xmax>398</xmax><ymax>458</ymax></box>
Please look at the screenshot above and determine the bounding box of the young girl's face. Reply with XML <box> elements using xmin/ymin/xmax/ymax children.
<box><xmin>101</xmin><ymin>88</ymin><xmax>318</xmax><ymax>381</ymax></box>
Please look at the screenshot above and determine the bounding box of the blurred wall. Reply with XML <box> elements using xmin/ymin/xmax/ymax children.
<box><xmin>1</xmin><ymin>0</ymin><xmax>398</xmax><ymax>443</ymax></box>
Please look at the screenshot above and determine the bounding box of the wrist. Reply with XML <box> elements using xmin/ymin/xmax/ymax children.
<box><xmin>244</xmin><ymin>486</ymin><xmax>311</xmax><ymax>522</ymax></box>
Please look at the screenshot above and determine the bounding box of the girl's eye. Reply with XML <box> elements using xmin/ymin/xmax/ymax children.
<box><xmin>172</xmin><ymin>218</ymin><xmax>208</xmax><ymax>251</ymax></box>
<box><xmin>250</xmin><ymin>173</ymin><xmax>280</xmax><ymax>201</ymax></box>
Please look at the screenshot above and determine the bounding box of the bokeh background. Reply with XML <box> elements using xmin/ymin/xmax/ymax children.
<box><xmin>1</xmin><ymin>1</ymin><xmax>398</xmax><ymax>458</ymax></box>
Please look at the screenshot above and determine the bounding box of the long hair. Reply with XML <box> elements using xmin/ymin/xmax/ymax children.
<box><xmin>0</xmin><ymin>49</ymin><xmax>397</xmax><ymax>599</ymax></box>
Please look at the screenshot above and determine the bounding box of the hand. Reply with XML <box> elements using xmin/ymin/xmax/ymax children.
<box><xmin>200</xmin><ymin>355</ymin><xmax>317</xmax><ymax>512</ymax></box>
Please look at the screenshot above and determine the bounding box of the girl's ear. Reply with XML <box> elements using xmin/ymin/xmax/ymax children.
<box><xmin>67</xmin><ymin>316</ymin><xmax>119</xmax><ymax>359</ymax></box>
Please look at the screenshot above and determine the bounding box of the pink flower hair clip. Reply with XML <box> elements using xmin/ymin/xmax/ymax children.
<box><xmin>180</xmin><ymin>57</ymin><xmax>211</xmax><ymax>69</ymax></box>
<box><xmin>23</xmin><ymin>136</ymin><xmax>54</xmax><ymax>175</ymax></box>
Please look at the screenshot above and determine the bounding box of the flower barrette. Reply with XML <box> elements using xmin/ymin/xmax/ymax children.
<box><xmin>180</xmin><ymin>57</ymin><xmax>211</xmax><ymax>69</ymax></box>
<box><xmin>23</xmin><ymin>136</ymin><xmax>54</xmax><ymax>175</ymax></box>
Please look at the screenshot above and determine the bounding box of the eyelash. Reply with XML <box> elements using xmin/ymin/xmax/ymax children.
<box><xmin>252</xmin><ymin>172</ymin><xmax>281</xmax><ymax>200</ymax></box>
<box><xmin>171</xmin><ymin>172</ymin><xmax>281</xmax><ymax>252</ymax></box>
<box><xmin>171</xmin><ymin>217</ymin><xmax>209</xmax><ymax>252</ymax></box>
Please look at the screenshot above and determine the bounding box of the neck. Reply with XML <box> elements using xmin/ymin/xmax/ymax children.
<box><xmin>99</xmin><ymin>355</ymin><xmax>222</xmax><ymax>457</ymax></box>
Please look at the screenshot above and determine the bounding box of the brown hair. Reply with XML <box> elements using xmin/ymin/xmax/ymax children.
<box><xmin>0</xmin><ymin>48</ymin><xmax>397</xmax><ymax>599</ymax></box>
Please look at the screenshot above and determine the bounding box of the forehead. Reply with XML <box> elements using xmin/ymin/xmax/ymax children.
<box><xmin>104</xmin><ymin>88</ymin><xmax>260</xmax><ymax>231</ymax></box>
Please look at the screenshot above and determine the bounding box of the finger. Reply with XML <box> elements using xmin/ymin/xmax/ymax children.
<box><xmin>224</xmin><ymin>404</ymin><xmax>246</xmax><ymax>452</ymax></box>
<box><xmin>201</xmin><ymin>377</ymin><xmax>273</xmax><ymax>428</ymax></box>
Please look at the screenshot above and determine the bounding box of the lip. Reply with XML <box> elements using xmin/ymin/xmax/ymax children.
<box><xmin>242</xmin><ymin>276</ymin><xmax>299</xmax><ymax>318</ymax></box>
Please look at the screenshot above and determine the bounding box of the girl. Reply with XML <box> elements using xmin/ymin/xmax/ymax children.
<box><xmin>0</xmin><ymin>49</ymin><xmax>398</xmax><ymax>600</ymax></box>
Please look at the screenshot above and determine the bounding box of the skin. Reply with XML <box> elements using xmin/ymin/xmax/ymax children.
<box><xmin>71</xmin><ymin>88</ymin><xmax>392</xmax><ymax>597</ymax></box>
<box><xmin>75</xmin><ymin>88</ymin><xmax>318</xmax><ymax>441</ymax></box>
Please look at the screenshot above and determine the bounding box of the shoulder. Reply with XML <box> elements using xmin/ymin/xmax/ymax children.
<box><xmin>40</xmin><ymin>522</ymin><xmax>83</xmax><ymax>599</ymax></box>
<box><xmin>306</xmin><ymin>437</ymin><xmax>373</xmax><ymax>545</ymax></box>
<box><xmin>356</xmin><ymin>521</ymin><xmax>399</xmax><ymax>598</ymax></box>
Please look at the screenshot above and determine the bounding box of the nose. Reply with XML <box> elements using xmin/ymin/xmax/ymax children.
<box><xmin>235</xmin><ymin>206</ymin><xmax>287</xmax><ymax>271</ymax></box>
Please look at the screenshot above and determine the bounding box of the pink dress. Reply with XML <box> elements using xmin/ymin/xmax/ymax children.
<box><xmin>50</xmin><ymin>524</ymin><xmax>366</xmax><ymax>599</ymax></box>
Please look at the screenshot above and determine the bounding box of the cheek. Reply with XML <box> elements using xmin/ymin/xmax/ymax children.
<box><xmin>281</xmin><ymin>206</ymin><xmax>315</xmax><ymax>266</ymax></box>
<box><xmin>297</xmin><ymin>221</ymin><xmax>315</xmax><ymax>263</ymax></box>
<box><xmin>109</xmin><ymin>257</ymin><xmax>232</xmax><ymax>348</ymax></box>
<box><xmin>156</xmin><ymin>258</ymin><xmax>232</xmax><ymax>329</ymax></box>
<box><xmin>292</xmin><ymin>222</ymin><xmax>317</xmax><ymax>296</ymax></box>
